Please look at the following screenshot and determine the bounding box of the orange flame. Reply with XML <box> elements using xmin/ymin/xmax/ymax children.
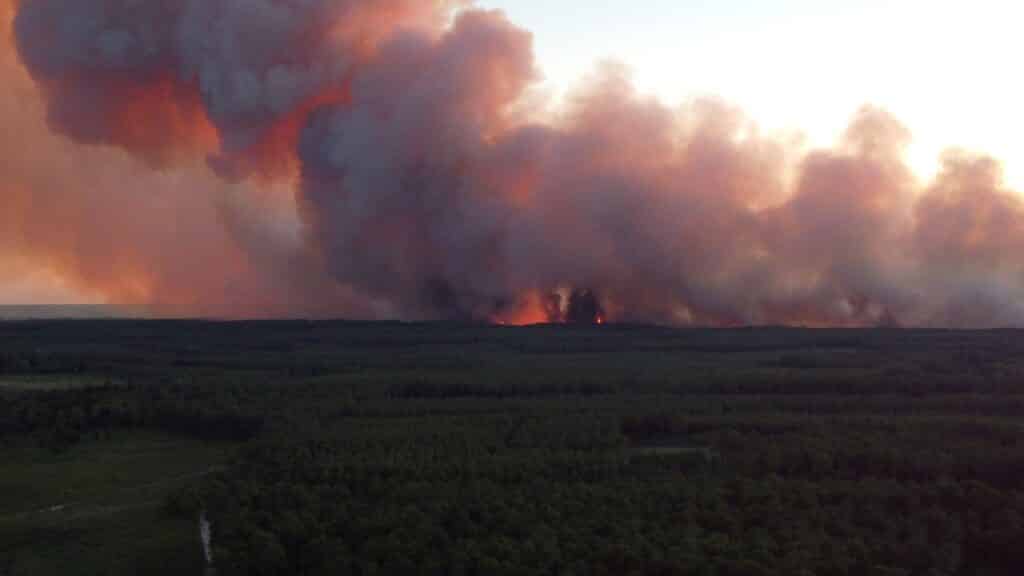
<box><xmin>492</xmin><ymin>290</ymin><xmax>550</xmax><ymax>326</ymax></box>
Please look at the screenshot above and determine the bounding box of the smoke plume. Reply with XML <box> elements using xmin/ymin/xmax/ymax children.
<box><xmin>3</xmin><ymin>0</ymin><xmax>1024</xmax><ymax>327</ymax></box>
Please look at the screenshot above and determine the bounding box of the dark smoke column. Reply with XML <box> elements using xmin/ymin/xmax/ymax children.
<box><xmin>297</xmin><ymin>10</ymin><xmax>540</xmax><ymax>320</ymax></box>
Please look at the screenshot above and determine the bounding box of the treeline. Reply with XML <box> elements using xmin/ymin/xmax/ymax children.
<box><xmin>3</xmin><ymin>322</ymin><xmax>1024</xmax><ymax>392</ymax></box>
<box><xmin>175</xmin><ymin>405</ymin><xmax>1024</xmax><ymax>576</ymax></box>
<box><xmin>0</xmin><ymin>350</ymin><xmax>91</xmax><ymax>375</ymax></box>
<box><xmin>0</xmin><ymin>383</ymin><xmax>263</xmax><ymax>449</ymax></box>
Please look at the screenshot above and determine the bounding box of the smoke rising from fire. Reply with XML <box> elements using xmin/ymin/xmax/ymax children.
<box><xmin>4</xmin><ymin>0</ymin><xmax>1024</xmax><ymax>327</ymax></box>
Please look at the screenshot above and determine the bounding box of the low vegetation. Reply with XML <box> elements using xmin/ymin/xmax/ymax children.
<box><xmin>2</xmin><ymin>321</ymin><xmax>1023</xmax><ymax>574</ymax></box>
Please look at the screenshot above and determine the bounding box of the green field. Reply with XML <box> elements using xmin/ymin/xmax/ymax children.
<box><xmin>2</xmin><ymin>321</ymin><xmax>1023</xmax><ymax>575</ymax></box>
<box><xmin>0</xmin><ymin>374</ymin><xmax>113</xmax><ymax>391</ymax></box>
<box><xmin>0</xmin><ymin>431</ymin><xmax>230</xmax><ymax>575</ymax></box>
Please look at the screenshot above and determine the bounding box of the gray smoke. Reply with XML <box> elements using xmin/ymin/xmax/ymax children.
<box><xmin>4</xmin><ymin>0</ymin><xmax>1024</xmax><ymax>326</ymax></box>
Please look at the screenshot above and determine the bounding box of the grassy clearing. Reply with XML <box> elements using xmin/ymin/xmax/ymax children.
<box><xmin>1</xmin><ymin>505</ymin><xmax>205</xmax><ymax>576</ymax></box>
<box><xmin>0</xmin><ymin>375</ymin><xmax>113</xmax><ymax>391</ymax></box>
<box><xmin>0</xmin><ymin>431</ymin><xmax>233</xmax><ymax>576</ymax></box>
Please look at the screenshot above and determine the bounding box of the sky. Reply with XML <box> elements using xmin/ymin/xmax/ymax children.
<box><xmin>479</xmin><ymin>0</ymin><xmax>1022</xmax><ymax>187</ymax></box>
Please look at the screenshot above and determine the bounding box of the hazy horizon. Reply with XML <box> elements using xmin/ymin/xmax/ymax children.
<box><xmin>0</xmin><ymin>304</ymin><xmax>149</xmax><ymax>320</ymax></box>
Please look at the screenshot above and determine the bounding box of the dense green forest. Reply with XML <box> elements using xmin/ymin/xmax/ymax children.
<box><xmin>3</xmin><ymin>321</ymin><xmax>1024</xmax><ymax>575</ymax></box>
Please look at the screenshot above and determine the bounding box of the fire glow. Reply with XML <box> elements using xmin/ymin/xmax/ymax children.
<box><xmin>494</xmin><ymin>288</ymin><xmax>609</xmax><ymax>326</ymax></box>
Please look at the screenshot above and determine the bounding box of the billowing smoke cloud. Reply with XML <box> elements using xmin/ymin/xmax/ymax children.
<box><xmin>4</xmin><ymin>0</ymin><xmax>1024</xmax><ymax>327</ymax></box>
<box><xmin>1</xmin><ymin>0</ymin><xmax>362</xmax><ymax>317</ymax></box>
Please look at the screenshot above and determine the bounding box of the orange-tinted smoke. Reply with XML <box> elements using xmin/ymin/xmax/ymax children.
<box><xmin>211</xmin><ymin>85</ymin><xmax>352</xmax><ymax>183</ymax></box>
<box><xmin>34</xmin><ymin>73</ymin><xmax>221</xmax><ymax>167</ymax></box>
<box><xmin>6</xmin><ymin>0</ymin><xmax>1024</xmax><ymax>327</ymax></box>
<box><xmin>13</xmin><ymin>0</ymin><xmax>458</xmax><ymax>176</ymax></box>
<box><xmin>1</xmin><ymin>2</ymin><xmax>365</xmax><ymax>317</ymax></box>
<box><xmin>105</xmin><ymin>75</ymin><xmax>220</xmax><ymax>165</ymax></box>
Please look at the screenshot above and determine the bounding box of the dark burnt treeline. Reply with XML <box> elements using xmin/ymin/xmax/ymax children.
<box><xmin>4</xmin><ymin>321</ymin><xmax>1024</xmax><ymax>575</ymax></box>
